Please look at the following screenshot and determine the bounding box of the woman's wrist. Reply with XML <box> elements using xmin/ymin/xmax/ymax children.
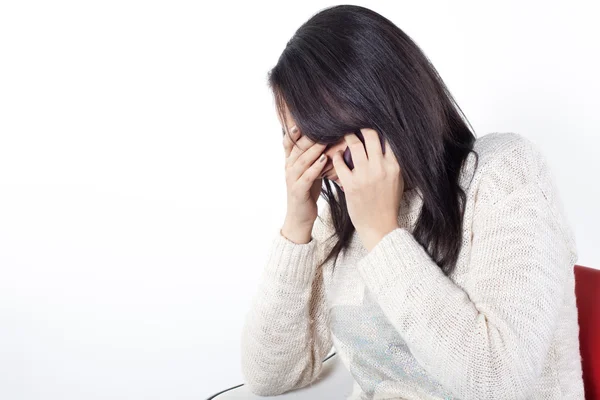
<box><xmin>280</xmin><ymin>220</ymin><xmax>313</xmax><ymax>244</ymax></box>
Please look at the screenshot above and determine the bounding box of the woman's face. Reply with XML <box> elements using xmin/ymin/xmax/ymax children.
<box><xmin>278</xmin><ymin>105</ymin><xmax>348</xmax><ymax>187</ymax></box>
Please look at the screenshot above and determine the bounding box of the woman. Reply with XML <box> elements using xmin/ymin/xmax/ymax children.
<box><xmin>240</xmin><ymin>5</ymin><xmax>584</xmax><ymax>400</ymax></box>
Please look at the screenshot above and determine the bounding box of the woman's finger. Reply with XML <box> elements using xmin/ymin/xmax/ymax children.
<box><xmin>295</xmin><ymin>152</ymin><xmax>328</xmax><ymax>194</ymax></box>
<box><xmin>383</xmin><ymin>137</ymin><xmax>400</xmax><ymax>169</ymax></box>
<box><xmin>361</xmin><ymin>128</ymin><xmax>384</xmax><ymax>163</ymax></box>
<box><xmin>287</xmin><ymin>136</ymin><xmax>323</xmax><ymax>168</ymax></box>
<box><xmin>282</xmin><ymin>125</ymin><xmax>301</xmax><ymax>158</ymax></box>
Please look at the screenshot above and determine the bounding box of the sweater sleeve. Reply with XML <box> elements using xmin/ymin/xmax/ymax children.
<box><xmin>355</xmin><ymin>180</ymin><xmax>577</xmax><ymax>399</ymax></box>
<box><xmin>240</xmin><ymin>211</ymin><xmax>335</xmax><ymax>396</ymax></box>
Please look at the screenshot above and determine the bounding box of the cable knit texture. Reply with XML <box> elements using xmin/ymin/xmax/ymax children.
<box><xmin>240</xmin><ymin>132</ymin><xmax>584</xmax><ymax>399</ymax></box>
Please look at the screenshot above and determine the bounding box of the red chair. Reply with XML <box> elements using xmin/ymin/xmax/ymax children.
<box><xmin>575</xmin><ymin>264</ymin><xmax>600</xmax><ymax>400</ymax></box>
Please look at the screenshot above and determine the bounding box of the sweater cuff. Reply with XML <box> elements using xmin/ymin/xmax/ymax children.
<box><xmin>356</xmin><ymin>227</ymin><xmax>445</xmax><ymax>298</ymax></box>
<box><xmin>263</xmin><ymin>230</ymin><xmax>318</xmax><ymax>287</ymax></box>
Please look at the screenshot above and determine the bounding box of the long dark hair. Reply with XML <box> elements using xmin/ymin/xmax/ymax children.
<box><xmin>267</xmin><ymin>5</ymin><xmax>479</xmax><ymax>276</ymax></box>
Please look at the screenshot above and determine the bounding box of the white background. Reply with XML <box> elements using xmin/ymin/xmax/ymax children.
<box><xmin>0</xmin><ymin>1</ymin><xmax>598</xmax><ymax>399</ymax></box>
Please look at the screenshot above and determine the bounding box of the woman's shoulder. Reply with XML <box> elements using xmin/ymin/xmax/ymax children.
<box><xmin>472</xmin><ymin>132</ymin><xmax>545</xmax><ymax>176</ymax></box>
<box><xmin>467</xmin><ymin>132</ymin><xmax>552</xmax><ymax>207</ymax></box>
<box><xmin>467</xmin><ymin>132</ymin><xmax>577</xmax><ymax>256</ymax></box>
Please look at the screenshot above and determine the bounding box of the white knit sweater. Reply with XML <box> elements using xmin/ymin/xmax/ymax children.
<box><xmin>240</xmin><ymin>132</ymin><xmax>585</xmax><ymax>399</ymax></box>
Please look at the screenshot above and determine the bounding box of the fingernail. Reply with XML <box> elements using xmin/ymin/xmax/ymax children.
<box><xmin>291</xmin><ymin>125</ymin><xmax>298</xmax><ymax>134</ymax></box>
<box><xmin>319</xmin><ymin>154</ymin><xmax>326</xmax><ymax>162</ymax></box>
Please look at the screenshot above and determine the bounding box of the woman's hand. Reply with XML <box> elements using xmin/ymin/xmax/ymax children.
<box><xmin>331</xmin><ymin>128</ymin><xmax>404</xmax><ymax>251</ymax></box>
<box><xmin>282</xmin><ymin>125</ymin><xmax>329</xmax><ymax>230</ymax></box>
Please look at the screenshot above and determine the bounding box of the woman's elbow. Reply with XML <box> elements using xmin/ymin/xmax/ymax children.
<box><xmin>240</xmin><ymin>351</ymin><xmax>297</xmax><ymax>396</ymax></box>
